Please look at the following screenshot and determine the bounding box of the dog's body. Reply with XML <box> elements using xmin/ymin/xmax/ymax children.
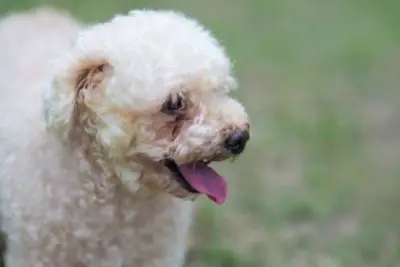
<box><xmin>0</xmin><ymin>7</ymin><xmax>250</xmax><ymax>267</ymax></box>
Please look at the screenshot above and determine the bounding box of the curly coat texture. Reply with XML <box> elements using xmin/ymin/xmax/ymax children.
<box><xmin>0</xmin><ymin>7</ymin><xmax>250</xmax><ymax>267</ymax></box>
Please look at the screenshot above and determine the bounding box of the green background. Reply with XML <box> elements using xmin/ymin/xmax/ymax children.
<box><xmin>1</xmin><ymin>0</ymin><xmax>400</xmax><ymax>266</ymax></box>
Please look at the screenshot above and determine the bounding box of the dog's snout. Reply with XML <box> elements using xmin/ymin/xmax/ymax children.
<box><xmin>224</xmin><ymin>128</ymin><xmax>249</xmax><ymax>155</ymax></box>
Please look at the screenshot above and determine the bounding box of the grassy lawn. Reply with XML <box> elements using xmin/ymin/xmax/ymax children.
<box><xmin>1</xmin><ymin>0</ymin><xmax>400</xmax><ymax>266</ymax></box>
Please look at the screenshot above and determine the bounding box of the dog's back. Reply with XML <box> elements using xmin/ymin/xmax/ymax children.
<box><xmin>0</xmin><ymin>7</ymin><xmax>81</xmax><ymax>142</ymax></box>
<box><xmin>0</xmin><ymin>8</ymin><xmax>81</xmax><ymax>266</ymax></box>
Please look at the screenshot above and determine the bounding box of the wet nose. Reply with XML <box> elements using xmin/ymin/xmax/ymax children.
<box><xmin>224</xmin><ymin>128</ymin><xmax>250</xmax><ymax>155</ymax></box>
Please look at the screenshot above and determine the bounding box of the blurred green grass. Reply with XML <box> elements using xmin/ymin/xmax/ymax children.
<box><xmin>2</xmin><ymin>0</ymin><xmax>400</xmax><ymax>266</ymax></box>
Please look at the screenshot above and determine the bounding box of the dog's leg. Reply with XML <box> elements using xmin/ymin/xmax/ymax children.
<box><xmin>0</xmin><ymin>213</ymin><xmax>6</xmax><ymax>267</ymax></box>
<box><xmin>0</xmin><ymin>229</ymin><xmax>6</xmax><ymax>267</ymax></box>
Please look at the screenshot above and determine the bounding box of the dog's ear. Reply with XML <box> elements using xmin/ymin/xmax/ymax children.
<box><xmin>74</xmin><ymin>59</ymin><xmax>112</xmax><ymax>94</ymax></box>
<box><xmin>43</xmin><ymin>56</ymin><xmax>113</xmax><ymax>142</ymax></box>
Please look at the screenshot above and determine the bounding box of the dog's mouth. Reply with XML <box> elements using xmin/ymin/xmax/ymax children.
<box><xmin>163</xmin><ymin>159</ymin><xmax>227</xmax><ymax>205</ymax></box>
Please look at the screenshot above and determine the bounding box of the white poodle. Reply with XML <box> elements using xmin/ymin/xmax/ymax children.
<box><xmin>0</xmin><ymin>7</ymin><xmax>250</xmax><ymax>267</ymax></box>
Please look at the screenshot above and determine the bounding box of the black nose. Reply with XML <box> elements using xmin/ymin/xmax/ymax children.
<box><xmin>224</xmin><ymin>129</ymin><xmax>250</xmax><ymax>155</ymax></box>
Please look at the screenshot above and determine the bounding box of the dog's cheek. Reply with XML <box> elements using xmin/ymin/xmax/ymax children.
<box><xmin>97</xmin><ymin>115</ymin><xmax>134</xmax><ymax>158</ymax></box>
<box><xmin>127</xmin><ymin>120</ymin><xmax>173</xmax><ymax>160</ymax></box>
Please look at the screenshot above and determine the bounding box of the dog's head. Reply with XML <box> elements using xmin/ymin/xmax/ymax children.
<box><xmin>43</xmin><ymin>10</ymin><xmax>250</xmax><ymax>204</ymax></box>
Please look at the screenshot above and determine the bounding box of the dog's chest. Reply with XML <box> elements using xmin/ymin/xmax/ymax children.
<box><xmin>69</xmin><ymin>193</ymin><xmax>193</xmax><ymax>267</ymax></box>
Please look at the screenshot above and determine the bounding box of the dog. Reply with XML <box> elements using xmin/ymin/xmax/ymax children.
<box><xmin>0</xmin><ymin>7</ymin><xmax>250</xmax><ymax>267</ymax></box>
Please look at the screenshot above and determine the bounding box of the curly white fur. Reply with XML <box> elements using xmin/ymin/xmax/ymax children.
<box><xmin>0</xmin><ymin>7</ymin><xmax>250</xmax><ymax>267</ymax></box>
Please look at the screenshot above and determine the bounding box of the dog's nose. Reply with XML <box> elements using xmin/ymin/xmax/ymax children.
<box><xmin>224</xmin><ymin>128</ymin><xmax>250</xmax><ymax>155</ymax></box>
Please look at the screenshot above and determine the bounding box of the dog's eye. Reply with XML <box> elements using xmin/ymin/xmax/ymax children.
<box><xmin>162</xmin><ymin>94</ymin><xmax>185</xmax><ymax>115</ymax></box>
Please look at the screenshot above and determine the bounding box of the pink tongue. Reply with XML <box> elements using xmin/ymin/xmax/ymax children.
<box><xmin>178</xmin><ymin>162</ymin><xmax>227</xmax><ymax>204</ymax></box>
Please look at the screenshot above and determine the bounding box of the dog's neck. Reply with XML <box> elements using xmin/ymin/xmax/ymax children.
<box><xmin>48</xmin><ymin>119</ymin><xmax>190</xmax><ymax>206</ymax></box>
<box><xmin>72</xmin><ymin>141</ymin><xmax>168</xmax><ymax>203</ymax></box>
